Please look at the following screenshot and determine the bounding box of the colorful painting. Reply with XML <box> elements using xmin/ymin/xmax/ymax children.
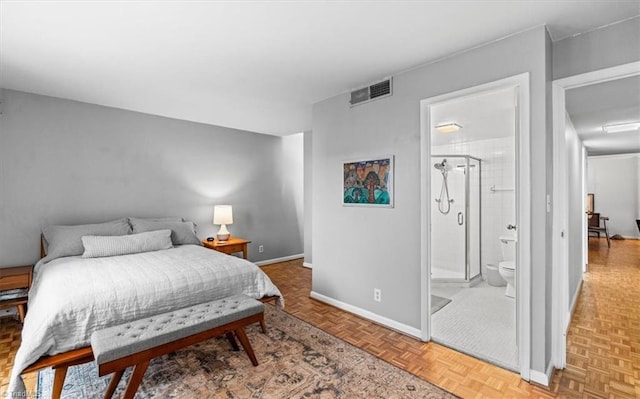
<box><xmin>343</xmin><ymin>156</ymin><xmax>394</xmax><ymax>207</ymax></box>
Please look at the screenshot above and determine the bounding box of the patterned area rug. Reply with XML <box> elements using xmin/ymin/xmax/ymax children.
<box><xmin>38</xmin><ymin>305</ymin><xmax>456</xmax><ymax>398</ymax></box>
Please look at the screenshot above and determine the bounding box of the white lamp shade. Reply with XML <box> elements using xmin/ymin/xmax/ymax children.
<box><xmin>213</xmin><ymin>205</ymin><xmax>233</xmax><ymax>225</ymax></box>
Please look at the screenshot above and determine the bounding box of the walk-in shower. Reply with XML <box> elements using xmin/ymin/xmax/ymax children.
<box><xmin>431</xmin><ymin>155</ymin><xmax>481</xmax><ymax>285</ymax></box>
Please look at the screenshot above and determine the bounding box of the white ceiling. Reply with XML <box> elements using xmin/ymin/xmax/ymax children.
<box><xmin>431</xmin><ymin>87</ymin><xmax>515</xmax><ymax>147</ymax></box>
<box><xmin>1</xmin><ymin>1</ymin><xmax>639</xmax><ymax>135</ymax></box>
<box><xmin>566</xmin><ymin>75</ymin><xmax>640</xmax><ymax>156</ymax></box>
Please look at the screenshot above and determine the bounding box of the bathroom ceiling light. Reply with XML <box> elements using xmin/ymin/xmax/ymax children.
<box><xmin>435</xmin><ymin>122</ymin><xmax>462</xmax><ymax>133</ymax></box>
<box><xmin>602</xmin><ymin>121</ymin><xmax>640</xmax><ymax>134</ymax></box>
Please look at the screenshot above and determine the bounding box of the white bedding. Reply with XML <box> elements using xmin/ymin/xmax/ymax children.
<box><xmin>8</xmin><ymin>245</ymin><xmax>283</xmax><ymax>394</ymax></box>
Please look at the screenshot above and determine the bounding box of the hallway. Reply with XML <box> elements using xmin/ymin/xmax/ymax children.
<box><xmin>555</xmin><ymin>237</ymin><xmax>640</xmax><ymax>397</ymax></box>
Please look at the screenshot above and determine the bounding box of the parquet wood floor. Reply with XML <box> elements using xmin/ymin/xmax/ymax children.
<box><xmin>1</xmin><ymin>237</ymin><xmax>637</xmax><ymax>398</ymax></box>
<box><xmin>260</xmin><ymin>237</ymin><xmax>639</xmax><ymax>399</ymax></box>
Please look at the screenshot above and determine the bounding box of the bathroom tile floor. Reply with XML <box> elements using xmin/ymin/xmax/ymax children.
<box><xmin>431</xmin><ymin>281</ymin><xmax>518</xmax><ymax>370</ymax></box>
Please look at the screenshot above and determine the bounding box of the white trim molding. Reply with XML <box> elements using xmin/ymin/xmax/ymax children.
<box><xmin>302</xmin><ymin>262</ymin><xmax>313</xmax><ymax>269</ymax></box>
<box><xmin>567</xmin><ymin>280</ymin><xmax>583</xmax><ymax>333</ymax></box>
<box><xmin>310</xmin><ymin>291</ymin><xmax>422</xmax><ymax>339</ymax></box>
<box><xmin>255</xmin><ymin>254</ymin><xmax>304</xmax><ymax>266</ymax></box>
<box><xmin>530</xmin><ymin>363</ymin><xmax>555</xmax><ymax>387</ymax></box>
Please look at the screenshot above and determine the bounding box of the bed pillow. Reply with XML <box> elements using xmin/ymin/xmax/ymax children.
<box><xmin>130</xmin><ymin>219</ymin><xmax>202</xmax><ymax>246</ymax></box>
<box><xmin>127</xmin><ymin>216</ymin><xmax>184</xmax><ymax>224</ymax></box>
<box><xmin>81</xmin><ymin>229</ymin><xmax>173</xmax><ymax>258</ymax></box>
<box><xmin>42</xmin><ymin>218</ymin><xmax>132</xmax><ymax>262</ymax></box>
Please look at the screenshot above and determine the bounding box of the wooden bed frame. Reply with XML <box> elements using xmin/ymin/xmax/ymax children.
<box><xmin>22</xmin><ymin>237</ymin><xmax>278</xmax><ymax>399</ymax></box>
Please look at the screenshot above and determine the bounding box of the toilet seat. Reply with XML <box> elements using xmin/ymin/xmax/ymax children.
<box><xmin>499</xmin><ymin>261</ymin><xmax>515</xmax><ymax>270</ymax></box>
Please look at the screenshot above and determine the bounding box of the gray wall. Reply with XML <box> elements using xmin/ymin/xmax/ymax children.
<box><xmin>566</xmin><ymin>117</ymin><xmax>586</xmax><ymax>310</ymax></box>
<box><xmin>312</xmin><ymin>26</ymin><xmax>552</xmax><ymax>374</ymax></box>
<box><xmin>587</xmin><ymin>155</ymin><xmax>640</xmax><ymax>239</ymax></box>
<box><xmin>0</xmin><ymin>89</ymin><xmax>303</xmax><ymax>266</ymax></box>
<box><xmin>553</xmin><ymin>17</ymin><xmax>640</xmax><ymax>80</ymax></box>
<box><xmin>303</xmin><ymin>130</ymin><xmax>313</xmax><ymax>266</ymax></box>
<box><xmin>282</xmin><ymin>133</ymin><xmax>305</xmax><ymax>256</ymax></box>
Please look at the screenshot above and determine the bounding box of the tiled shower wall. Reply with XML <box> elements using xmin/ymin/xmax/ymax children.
<box><xmin>432</xmin><ymin>136</ymin><xmax>515</xmax><ymax>277</ymax></box>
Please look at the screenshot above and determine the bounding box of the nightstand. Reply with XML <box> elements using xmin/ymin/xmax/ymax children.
<box><xmin>0</xmin><ymin>265</ymin><xmax>33</xmax><ymax>323</ymax></box>
<box><xmin>202</xmin><ymin>237</ymin><xmax>251</xmax><ymax>259</ymax></box>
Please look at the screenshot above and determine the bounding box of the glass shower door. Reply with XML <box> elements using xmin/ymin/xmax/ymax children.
<box><xmin>431</xmin><ymin>156</ymin><xmax>467</xmax><ymax>280</ymax></box>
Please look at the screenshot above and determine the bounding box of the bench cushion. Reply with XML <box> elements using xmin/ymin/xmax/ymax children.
<box><xmin>91</xmin><ymin>294</ymin><xmax>263</xmax><ymax>365</ymax></box>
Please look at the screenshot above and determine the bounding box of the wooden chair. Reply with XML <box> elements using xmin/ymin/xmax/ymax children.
<box><xmin>588</xmin><ymin>212</ymin><xmax>610</xmax><ymax>248</ymax></box>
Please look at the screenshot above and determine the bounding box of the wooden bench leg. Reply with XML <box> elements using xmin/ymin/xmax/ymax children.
<box><xmin>52</xmin><ymin>366</ymin><xmax>68</xmax><ymax>399</ymax></box>
<box><xmin>234</xmin><ymin>327</ymin><xmax>258</xmax><ymax>366</ymax></box>
<box><xmin>104</xmin><ymin>369</ymin><xmax>125</xmax><ymax>399</ymax></box>
<box><xmin>225</xmin><ymin>331</ymin><xmax>239</xmax><ymax>351</ymax></box>
<box><xmin>123</xmin><ymin>360</ymin><xmax>150</xmax><ymax>399</ymax></box>
<box><xmin>260</xmin><ymin>319</ymin><xmax>267</xmax><ymax>334</ymax></box>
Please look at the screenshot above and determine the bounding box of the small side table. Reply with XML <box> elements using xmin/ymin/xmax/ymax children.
<box><xmin>0</xmin><ymin>265</ymin><xmax>33</xmax><ymax>323</ymax></box>
<box><xmin>202</xmin><ymin>237</ymin><xmax>251</xmax><ymax>259</ymax></box>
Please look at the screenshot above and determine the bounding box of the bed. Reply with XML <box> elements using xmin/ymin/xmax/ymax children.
<box><xmin>8</xmin><ymin>220</ymin><xmax>283</xmax><ymax>395</ymax></box>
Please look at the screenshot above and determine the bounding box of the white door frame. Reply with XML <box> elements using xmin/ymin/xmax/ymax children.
<box><xmin>420</xmin><ymin>73</ymin><xmax>531</xmax><ymax>381</ymax></box>
<box><xmin>551</xmin><ymin>61</ymin><xmax>640</xmax><ymax>369</ymax></box>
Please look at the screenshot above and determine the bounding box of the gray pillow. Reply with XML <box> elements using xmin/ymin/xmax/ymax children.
<box><xmin>82</xmin><ymin>230</ymin><xmax>173</xmax><ymax>258</ymax></box>
<box><xmin>42</xmin><ymin>218</ymin><xmax>132</xmax><ymax>262</ymax></box>
<box><xmin>130</xmin><ymin>219</ymin><xmax>202</xmax><ymax>246</ymax></box>
<box><xmin>128</xmin><ymin>216</ymin><xmax>184</xmax><ymax>224</ymax></box>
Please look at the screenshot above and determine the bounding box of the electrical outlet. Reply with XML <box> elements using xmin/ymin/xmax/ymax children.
<box><xmin>374</xmin><ymin>288</ymin><xmax>382</xmax><ymax>302</ymax></box>
<box><xmin>258</xmin><ymin>245</ymin><xmax>264</xmax><ymax>253</ymax></box>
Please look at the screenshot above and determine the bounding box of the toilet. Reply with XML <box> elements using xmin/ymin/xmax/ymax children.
<box><xmin>498</xmin><ymin>235</ymin><xmax>517</xmax><ymax>298</ymax></box>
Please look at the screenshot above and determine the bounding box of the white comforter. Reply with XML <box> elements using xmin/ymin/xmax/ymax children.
<box><xmin>8</xmin><ymin>245</ymin><xmax>282</xmax><ymax>394</ymax></box>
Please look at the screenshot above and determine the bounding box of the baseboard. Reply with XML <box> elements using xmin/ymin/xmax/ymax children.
<box><xmin>530</xmin><ymin>362</ymin><xmax>554</xmax><ymax>387</ymax></box>
<box><xmin>302</xmin><ymin>262</ymin><xmax>313</xmax><ymax>269</ymax></box>
<box><xmin>309</xmin><ymin>291</ymin><xmax>422</xmax><ymax>339</ymax></box>
<box><xmin>566</xmin><ymin>279</ymin><xmax>584</xmax><ymax>333</ymax></box>
<box><xmin>255</xmin><ymin>254</ymin><xmax>304</xmax><ymax>266</ymax></box>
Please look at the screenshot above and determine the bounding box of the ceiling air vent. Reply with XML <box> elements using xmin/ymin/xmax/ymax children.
<box><xmin>349</xmin><ymin>77</ymin><xmax>393</xmax><ymax>107</ymax></box>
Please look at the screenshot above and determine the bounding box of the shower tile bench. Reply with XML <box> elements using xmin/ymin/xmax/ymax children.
<box><xmin>90</xmin><ymin>294</ymin><xmax>264</xmax><ymax>399</ymax></box>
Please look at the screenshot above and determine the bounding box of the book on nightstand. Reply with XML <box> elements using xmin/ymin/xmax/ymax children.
<box><xmin>0</xmin><ymin>288</ymin><xmax>28</xmax><ymax>301</ymax></box>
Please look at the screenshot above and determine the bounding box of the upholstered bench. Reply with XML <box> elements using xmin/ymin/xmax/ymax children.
<box><xmin>90</xmin><ymin>294</ymin><xmax>264</xmax><ymax>399</ymax></box>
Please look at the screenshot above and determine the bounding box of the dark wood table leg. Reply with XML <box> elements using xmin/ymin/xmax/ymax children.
<box><xmin>16</xmin><ymin>304</ymin><xmax>26</xmax><ymax>323</ymax></box>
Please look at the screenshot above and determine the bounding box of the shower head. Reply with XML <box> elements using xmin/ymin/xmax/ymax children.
<box><xmin>433</xmin><ymin>159</ymin><xmax>447</xmax><ymax>171</ymax></box>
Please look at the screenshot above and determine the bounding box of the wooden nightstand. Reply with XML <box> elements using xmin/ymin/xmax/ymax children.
<box><xmin>0</xmin><ymin>265</ymin><xmax>33</xmax><ymax>323</ymax></box>
<box><xmin>202</xmin><ymin>237</ymin><xmax>251</xmax><ymax>259</ymax></box>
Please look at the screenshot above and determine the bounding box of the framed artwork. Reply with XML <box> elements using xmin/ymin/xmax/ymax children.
<box><xmin>343</xmin><ymin>155</ymin><xmax>394</xmax><ymax>207</ymax></box>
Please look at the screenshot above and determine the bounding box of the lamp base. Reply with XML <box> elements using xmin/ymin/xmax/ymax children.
<box><xmin>216</xmin><ymin>233</ymin><xmax>230</xmax><ymax>242</ymax></box>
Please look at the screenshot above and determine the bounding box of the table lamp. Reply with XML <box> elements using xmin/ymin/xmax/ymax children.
<box><xmin>213</xmin><ymin>205</ymin><xmax>233</xmax><ymax>242</ymax></box>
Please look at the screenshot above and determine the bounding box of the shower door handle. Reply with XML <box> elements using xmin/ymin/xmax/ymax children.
<box><xmin>457</xmin><ymin>212</ymin><xmax>464</xmax><ymax>226</ymax></box>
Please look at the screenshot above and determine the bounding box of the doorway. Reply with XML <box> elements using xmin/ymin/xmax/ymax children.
<box><xmin>551</xmin><ymin>61</ymin><xmax>640</xmax><ymax>370</ymax></box>
<box><xmin>420</xmin><ymin>74</ymin><xmax>531</xmax><ymax>379</ymax></box>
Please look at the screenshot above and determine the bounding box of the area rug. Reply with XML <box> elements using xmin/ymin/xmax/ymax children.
<box><xmin>38</xmin><ymin>305</ymin><xmax>456</xmax><ymax>398</ymax></box>
<box><xmin>430</xmin><ymin>295</ymin><xmax>452</xmax><ymax>315</ymax></box>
